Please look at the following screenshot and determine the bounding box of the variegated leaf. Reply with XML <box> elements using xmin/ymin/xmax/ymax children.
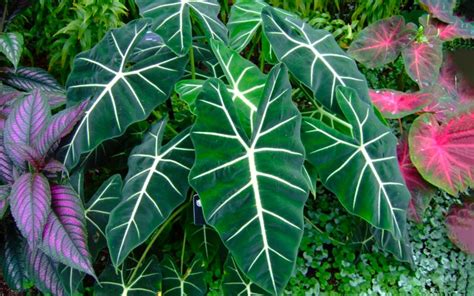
<box><xmin>107</xmin><ymin>119</ymin><xmax>194</xmax><ymax>266</ymax></box>
<box><xmin>302</xmin><ymin>87</ymin><xmax>410</xmax><ymax>239</ymax></box>
<box><xmin>63</xmin><ymin>19</ymin><xmax>186</xmax><ymax>170</ymax></box>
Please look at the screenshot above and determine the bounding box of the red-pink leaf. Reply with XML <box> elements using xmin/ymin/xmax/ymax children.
<box><xmin>402</xmin><ymin>39</ymin><xmax>443</xmax><ymax>88</ymax></box>
<box><xmin>9</xmin><ymin>173</ymin><xmax>51</xmax><ymax>248</ymax></box>
<box><xmin>348</xmin><ymin>16</ymin><xmax>416</xmax><ymax>68</ymax></box>
<box><xmin>369</xmin><ymin>89</ymin><xmax>432</xmax><ymax>118</ymax></box>
<box><xmin>437</xmin><ymin>19</ymin><xmax>474</xmax><ymax>41</ymax></box>
<box><xmin>397</xmin><ymin>138</ymin><xmax>436</xmax><ymax>222</ymax></box>
<box><xmin>409</xmin><ymin>112</ymin><xmax>474</xmax><ymax>195</ymax></box>
<box><xmin>419</xmin><ymin>0</ymin><xmax>457</xmax><ymax>23</ymax></box>
<box><xmin>446</xmin><ymin>200</ymin><xmax>474</xmax><ymax>254</ymax></box>
<box><xmin>41</xmin><ymin>184</ymin><xmax>95</xmax><ymax>276</ymax></box>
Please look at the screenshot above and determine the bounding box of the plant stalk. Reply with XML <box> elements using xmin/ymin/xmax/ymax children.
<box><xmin>189</xmin><ymin>45</ymin><xmax>196</xmax><ymax>80</ymax></box>
<box><xmin>127</xmin><ymin>202</ymin><xmax>189</xmax><ymax>285</ymax></box>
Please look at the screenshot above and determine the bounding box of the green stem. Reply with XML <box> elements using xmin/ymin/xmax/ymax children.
<box><xmin>127</xmin><ymin>202</ymin><xmax>189</xmax><ymax>285</ymax></box>
<box><xmin>259</xmin><ymin>33</ymin><xmax>265</xmax><ymax>72</ymax></box>
<box><xmin>189</xmin><ymin>45</ymin><xmax>196</xmax><ymax>80</ymax></box>
<box><xmin>0</xmin><ymin>0</ymin><xmax>8</xmax><ymax>33</ymax></box>
<box><xmin>304</xmin><ymin>216</ymin><xmax>345</xmax><ymax>246</ymax></box>
<box><xmin>180</xmin><ymin>229</ymin><xmax>187</xmax><ymax>274</ymax></box>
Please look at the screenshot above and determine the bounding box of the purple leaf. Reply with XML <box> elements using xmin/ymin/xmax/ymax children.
<box><xmin>446</xmin><ymin>200</ymin><xmax>474</xmax><ymax>254</ymax></box>
<box><xmin>4</xmin><ymin>89</ymin><xmax>50</xmax><ymax>167</ymax></box>
<box><xmin>9</xmin><ymin>173</ymin><xmax>51</xmax><ymax>248</ymax></box>
<box><xmin>42</xmin><ymin>159</ymin><xmax>67</xmax><ymax>177</ymax></box>
<box><xmin>36</xmin><ymin>100</ymin><xmax>88</xmax><ymax>156</ymax></box>
<box><xmin>1</xmin><ymin>66</ymin><xmax>63</xmax><ymax>93</ymax></box>
<box><xmin>0</xmin><ymin>143</ymin><xmax>15</xmax><ymax>184</ymax></box>
<box><xmin>25</xmin><ymin>245</ymin><xmax>66</xmax><ymax>296</ymax></box>
<box><xmin>9</xmin><ymin>143</ymin><xmax>43</xmax><ymax>169</ymax></box>
<box><xmin>41</xmin><ymin>184</ymin><xmax>95</xmax><ymax>276</ymax></box>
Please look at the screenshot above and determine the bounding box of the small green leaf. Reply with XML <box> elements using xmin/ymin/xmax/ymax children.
<box><xmin>0</xmin><ymin>32</ymin><xmax>23</xmax><ymax>70</ymax></box>
<box><xmin>222</xmin><ymin>256</ymin><xmax>270</xmax><ymax>295</ymax></box>
<box><xmin>162</xmin><ymin>256</ymin><xmax>206</xmax><ymax>296</ymax></box>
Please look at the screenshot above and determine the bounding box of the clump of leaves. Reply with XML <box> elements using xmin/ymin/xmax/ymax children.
<box><xmin>0</xmin><ymin>89</ymin><xmax>91</xmax><ymax>295</ymax></box>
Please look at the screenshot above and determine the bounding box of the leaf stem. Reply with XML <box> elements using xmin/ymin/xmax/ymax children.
<box><xmin>0</xmin><ymin>0</ymin><xmax>8</xmax><ymax>33</ymax></box>
<box><xmin>304</xmin><ymin>216</ymin><xmax>345</xmax><ymax>246</ymax></box>
<box><xmin>180</xmin><ymin>229</ymin><xmax>187</xmax><ymax>274</ymax></box>
<box><xmin>127</xmin><ymin>202</ymin><xmax>189</xmax><ymax>285</ymax></box>
<box><xmin>189</xmin><ymin>45</ymin><xmax>196</xmax><ymax>80</ymax></box>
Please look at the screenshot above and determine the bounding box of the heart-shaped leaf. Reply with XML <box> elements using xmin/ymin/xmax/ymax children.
<box><xmin>446</xmin><ymin>200</ymin><xmax>474</xmax><ymax>254</ymax></box>
<box><xmin>302</xmin><ymin>86</ymin><xmax>410</xmax><ymax>239</ymax></box>
<box><xmin>186</xmin><ymin>223</ymin><xmax>220</xmax><ymax>261</ymax></box>
<box><xmin>107</xmin><ymin>119</ymin><xmax>194</xmax><ymax>267</ymax></box>
<box><xmin>41</xmin><ymin>184</ymin><xmax>94</xmax><ymax>276</ymax></box>
<box><xmin>1</xmin><ymin>230</ymin><xmax>28</xmax><ymax>291</ymax></box>
<box><xmin>401</xmin><ymin>39</ymin><xmax>443</xmax><ymax>88</ymax></box>
<box><xmin>348</xmin><ymin>16</ymin><xmax>415</xmax><ymax>68</ymax></box>
<box><xmin>95</xmin><ymin>256</ymin><xmax>161</xmax><ymax>296</ymax></box>
<box><xmin>1</xmin><ymin>66</ymin><xmax>63</xmax><ymax>92</ymax></box>
<box><xmin>368</xmin><ymin>89</ymin><xmax>432</xmax><ymax>119</ymax></box>
<box><xmin>4</xmin><ymin>89</ymin><xmax>49</xmax><ymax>167</ymax></box>
<box><xmin>9</xmin><ymin>173</ymin><xmax>51</xmax><ymax>248</ymax></box>
<box><xmin>162</xmin><ymin>256</ymin><xmax>206</xmax><ymax>296</ymax></box>
<box><xmin>419</xmin><ymin>0</ymin><xmax>457</xmax><ymax>23</ymax></box>
<box><xmin>397</xmin><ymin>138</ymin><xmax>436</xmax><ymax>222</ymax></box>
<box><xmin>433</xmin><ymin>17</ymin><xmax>474</xmax><ymax>41</ymax></box>
<box><xmin>409</xmin><ymin>112</ymin><xmax>474</xmax><ymax>195</ymax></box>
<box><xmin>0</xmin><ymin>32</ymin><xmax>23</xmax><ymax>70</ymax></box>
<box><xmin>222</xmin><ymin>256</ymin><xmax>269</xmax><ymax>295</ymax></box>
<box><xmin>62</xmin><ymin>19</ymin><xmax>187</xmax><ymax>170</ymax></box>
<box><xmin>136</xmin><ymin>0</ymin><xmax>227</xmax><ymax>55</ymax></box>
<box><xmin>25</xmin><ymin>245</ymin><xmax>66</xmax><ymax>296</ymax></box>
<box><xmin>189</xmin><ymin>65</ymin><xmax>307</xmax><ymax>294</ymax></box>
<box><xmin>262</xmin><ymin>7</ymin><xmax>369</xmax><ymax>114</ymax></box>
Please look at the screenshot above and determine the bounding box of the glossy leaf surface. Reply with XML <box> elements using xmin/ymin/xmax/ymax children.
<box><xmin>1</xmin><ymin>67</ymin><xmax>63</xmax><ymax>92</ymax></box>
<box><xmin>63</xmin><ymin>19</ymin><xmax>186</xmax><ymax>170</ymax></box>
<box><xmin>107</xmin><ymin>119</ymin><xmax>194</xmax><ymax>266</ymax></box>
<box><xmin>262</xmin><ymin>7</ymin><xmax>369</xmax><ymax>113</ymax></box>
<box><xmin>302</xmin><ymin>87</ymin><xmax>410</xmax><ymax>239</ymax></box>
<box><xmin>409</xmin><ymin>113</ymin><xmax>474</xmax><ymax>195</ymax></box>
<box><xmin>222</xmin><ymin>256</ymin><xmax>269</xmax><ymax>295</ymax></box>
<box><xmin>190</xmin><ymin>65</ymin><xmax>307</xmax><ymax>294</ymax></box>
<box><xmin>136</xmin><ymin>0</ymin><xmax>227</xmax><ymax>55</ymax></box>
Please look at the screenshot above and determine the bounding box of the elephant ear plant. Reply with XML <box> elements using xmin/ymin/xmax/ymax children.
<box><xmin>0</xmin><ymin>1</ymin><xmax>418</xmax><ymax>295</ymax></box>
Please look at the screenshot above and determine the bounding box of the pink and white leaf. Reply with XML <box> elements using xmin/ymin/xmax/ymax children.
<box><xmin>446</xmin><ymin>200</ymin><xmax>474</xmax><ymax>255</ymax></box>
<box><xmin>41</xmin><ymin>184</ymin><xmax>95</xmax><ymax>276</ymax></box>
<box><xmin>9</xmin><ymin>173</ymin><xmax>51</xmax><ymax>248</ymax></box>
<box><xmin>369</xmin><ymin>89</ymin><xmax>432</xmax><ymax>118</ymax></box>
<box><xmin>409</xmin><ymin>112</ymin><xmax>474</xmax><ymax>195</ymax></box>
<box><xmin>402</xmin><ymin>38</ymin><xmax>443</xmax><ymax>88</ymax></box>
<box><xmin>419</xmin><ymin>0</ymin><xmax>457</xmax><ymax>23</ymax></box>
<box><xmin>348</xmin><ymin>16</ymin><xmax>416</xmax><ymax>68</ymax></box>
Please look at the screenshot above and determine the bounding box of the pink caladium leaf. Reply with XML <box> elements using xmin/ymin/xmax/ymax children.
<box><xmin>401</xmin><ymin>38</ymin><xmax>443</xmax><ymax>88</ymax></box>
<box><xmin>4</xmin><ymin>89</ymin><xmax>50</xmax><ymax>168</ymax></box>
<box><xmin>446</xmin><ymin>200</ymin><xmax>474</xmax><ymax>254</ymax></box>
<box><xmin>25</xmin><ymin>245</ymin><xmax>66</xmax><ymax>296</ymax></box>
<box><xmin>436</xmin><ymin>18</ymin><xmax>474</xmax><ymax>41</ymax></box>
<box><xmin>9</xmin><ymin>173</ymin><xmax>51</xmax><ymax>248</ymax></box>
<box><xmin>35</xmin><ymin>100</ymin><xmax>88</xmax><ymax>156</ymax></box>
<box><xmin>397</xmin><ymin>138</ymin><xmax>436</xmax><ymax>222</ymax></box>
<box><xmin>438</xmin><ymin>53</ymin><xmax>474</xmax><ymax>103</ymax></box>
<box><xmin>348</xmin><ymin>16</ymin><xmax>416</xmax><ymax>68</ymax></box>
<box><xmin>419</xmin><ymin>0</ymin><xmax>457</xmax><ymax>23</ymax></box>
<box><xmin>369</xmin><ymin>89</ymin><xmax>432</xmax><ymax>119</ymax></box>
<box><xmin>41</xmin><ymin>184</ymin><xmax>95</xmax><ymax>276</ymax></box>
<box><xmin>409</xmin><ymin>112</ymin><xmax>474</xmax><ymax>195</ymax></box>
